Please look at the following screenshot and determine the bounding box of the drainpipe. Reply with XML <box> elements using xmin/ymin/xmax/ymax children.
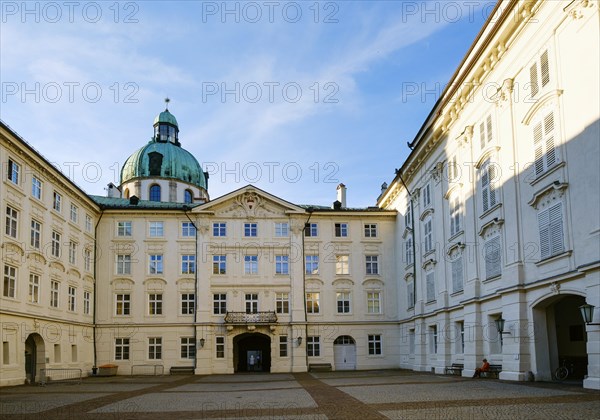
<box><xmin>182</xmin><ymin>206</ymin><xmax>199</xmax><ymax>370</ymax></box>
<box><xmin>92</xmin><ymin>207</ymin><xmax>105</xmax><ymax>373</ymax></box>
<box><xmin>398</xmin><ymin>175</ymin><xmax>417</xmax><ymax>307</ymax></box>
<box><xmin>302</xmin><ymin>207</ymin><xmax>314</xmax><ymax>370</ymax></box>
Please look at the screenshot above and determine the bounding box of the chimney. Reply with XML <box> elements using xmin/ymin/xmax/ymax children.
<box><xmin>336</xmin><ymin>183</ymin><xmax>347</xmax><ymax>208</ymax></box>
<box><xmin>106</xmin><ymin>183</ymin><xmax>121</xmax><ymax>198</ymax></box>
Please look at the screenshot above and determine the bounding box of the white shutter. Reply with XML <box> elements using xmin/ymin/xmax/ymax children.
<box><xmin>426</xmin><ymin>272</ymin><xmax>435</xmax><ymax>302</ymax></box>
<box><xmin>530</xmin><ymin>63</ymin><xmax>539</xmax><ymax>97</ymax></box>
<box><xmin>407</xmin><ymin>283</ymin><xmax>414</xmax><ymax>307</ymax></box>
<box><xmin>485</xmin><ymin>236</ymin><xmax>501</xmax><ymax>279</ymax></box>
<box><xmin>534</xmin><ymin>121</ymin><xmax>544</xmax><ymax>176</ymax></box>
<box><xmin>540</xmin><ymin>50</ymin><xmax>550</xmax><ymax>87</ymax></box>
<box><xmin>486</xmin><ymin>115</ymin><xmax>493</xmax><ymax>144</ymax></box>
<box><xmin>488</xmin><ymin>164</ymin><xmax>497</xmax><ymax>207</ymax></box>
<box><xmin>482</xmin><ymin>169</ymin><xmax>489</xmax><ymax>212</ymax></box>
<box><xmin>544</xmin><ymin>112</ymin><xmax>556</xmax><ymax>167</ymax></box>
<box><xmin>479</xmin><ymin>122</ymin><xmax>486</xmax><ymax>149</ymax></box>
<box><xmin>452</xmin><ymin>257</ymin><xmax>463</xmax><ymax>293</ymax></box>
<box><xmin>538</xmin><ymin>208</ymin><xmax>551</xmax><ymax>259</ymax></box>
<box><xmin>549</xmin><ymin>202</ymin><xmax>564</xmax><ymax>256</ymax></box>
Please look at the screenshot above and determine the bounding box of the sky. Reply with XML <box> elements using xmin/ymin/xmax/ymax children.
<box><xmin>0</xmin><ymin>0</ymin><xmax>496</xmax><ymax>208</ymax></box>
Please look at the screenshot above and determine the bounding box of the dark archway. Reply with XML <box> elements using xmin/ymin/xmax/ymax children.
<box><xmin>25</xmin><ymin>333</ymin><xmax>45</xmax><ymax>384</ymax></box>
<box><xmin>233</xmin><ymin>333</ymin><xmax>271</xmax><ymax>373</ymax></box>
<box><xmin>533</xmin><ymin>294</ymin><xmax>587</xmax><ymax>382</ymax></box>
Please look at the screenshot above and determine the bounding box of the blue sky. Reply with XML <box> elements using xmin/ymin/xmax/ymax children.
<box><xmin>1</xmin><ymin>1</ymin><xmax>495</xmax><ymax>207</ymax></box>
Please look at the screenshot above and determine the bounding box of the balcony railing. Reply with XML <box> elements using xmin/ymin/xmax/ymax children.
<box><xmin>224</xmin><ymin>311</ymin><xmax>278</xmax><ymax>324</ymax></box>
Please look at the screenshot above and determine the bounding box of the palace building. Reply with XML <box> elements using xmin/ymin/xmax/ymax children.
<box><xmin>1</xmin><ymin>0</ymin><xmax>599</xmax><ymax>389</ymax></box>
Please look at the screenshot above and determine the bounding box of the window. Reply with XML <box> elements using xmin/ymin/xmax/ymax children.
<box><xmin>426</xmin><ymin>271</ymin><xmax>435</xmax><ymax>302</ymax></box>
<box><xmin>213</xmin><ymin>293</ymin><xmax>227</xmax><ymax>314</ymax></box>
<box><xmin>304</xmin><ymin>223</ymin><xmax>318</xmax><ymax>237</ymax></box>
<box><xmin>457</xmin><ymin>322</ymin><xmax>465</xmax><ymax>354</ymax></box>
<box><xmin>53</xmin><ymin>191</ymin><xmax>62</xmax><ymax>212</ymax></box>
<box><xmin>85</xmin><ymin>215</ymin><xmax>92</xmax><ymax>232</ymax></box>
<box><xmin>307</xmin><ymin>336</ymin><xmax>320</xmax><ymax>357</ymax></box>
<box><xmin>429</xmin><ymin>326</ymin><xmax>438</xmax><ymax>354</ymax></box>
<box><xmin>7</xmin><ymin>159</ymin><xmax>19</xmax><ymax>184</ymax></box>
<box><xmin>448</xmin><ymin>155</ymin><xmax>458</xmax><ymax>182</ymax></box>
<box><xmin>449</xmin><ymin>194</ymin><xmax>462</xmax><ymax>237</ymax></box>
<box><xmin>367</xmin><ymin>291</ymin><xmax>381</xmax><ymax>314</ymax></box>
<box><xmin>305</xmin><ymin>255</ymin><xmax>319</xmax><ymax>275</ymax></box>
<box><xmin>83</xmin><ymin>291</ymin><xmax>91</xmax><ymax>315</ymax></box>
<box><xmin>279</xmin><ymin>336</ymin><xmax>288</xmax><ymax>357</ymax></box>
<box><xmin>306</xmin><ymin>292</ymin><xmax>320</xmax><ymax>314</ymax></box>
<box><xmin>116</xmin><ymin>254</ymin><xmax>132</xmax><ymax>275</ymax></box>
<box><xmin>213</xmin><ymin>222</ymin><xmax>226</xmax><ymax>237</ymax></box>
<box><xmin>30</xmin><ymin>219</ymin><xmax>41</xmax><ymax>249</ymax></box>
<box><xmin>275</xmin><ymin>255</ymin><xmax>289</xmax><ymax>275</ymax></box>
<box><xmin>115</xmin><ymin>294</ymin><xmax>130</xmax><ymax>315</ymax></box>
<box><xmin>407</xmin><ymin>281</ymin><xmax>414</xmax><ymax>308</ymax></box>
<box><xmin>50</xmin><ymin>280</ymin><xmax>59</xmax><ymax>308</ymax></box>
<box><xmin>423</xmin><ymin>218</ymin><xmax>433</xmax><ymax>253</ymax></box>
<box><xmin>71</xmin><ymin>345</ymin><xmax>77</xmax><ymax>362</ymax></box>
<box><xmin>68</xmin><ymin>241</ymin><xmax>77</xmax><ymax>264</ymax></box>
<box><xmin>422</xmin><ymin>183</ymin><xmax>431</xmax><ymax>208</ymax></box>
<box><xmin>481</xmin><ymin>160</ymin><xmax>498</xmax><ymax>213</ymax></box>
<box><xmin>149</xmin><ymin>221</ymin><xmax>164</xmax><ymax>237</ymax></box>
<box><xmin>452</xmin><ymin>256</ymin><xmax>464</xmax><ymax>293</ymax></box>
<box><xmin>530</xmin><ymin>49</ymin><xmax>550</xmax><ymax>98</ymax></box>
<box><xmin>366</xmin><ymin>255</ymin><xmax>379</xmax><ymax>275</ymax></box>
<box><xmin>533</xmin><ymin>111</ymin><xmax>557</xmax><ymax>176</ymax></box>
<box><xmin>244</xmin><ymin>255</ymin><xmax>258</xmax><ymax>274</ymax></box>
<box><xmin>181</xmin><ymin>222</ymin><xmax>196</xmax><ymax>237</ymax></box>
<box><xmin>216</xmin><ymin>336</ymin><xmax>225</xmax><ymax>358</ymax></box>
<box><xmin>115</xmin><ymin>338</ymin><xmax>130</xmax><ymax>360</ymax></box>
<box><xmin>334</xmin><ymin>223</ymin><xmax>348</xmax><ymax>237</ymax></box>
<box><xmin>54</xmin><ymin>344</ymin><xmax>61</xmax><ymax>363</ymax></box>
<box><xmin>84</xmin><ymin>248</ymin><xmax>91</xmax><ymax>271</ymax></box>
<box><xmin>149</xmin><ymin>254</ymin><xmax>163</xmax><ymax>274</ymax></box>
<box><xmin>181</xmin><ymin>337</ymin><xmax>195</xmax><ymax>359</ymax></box>
<box><xmin>117</xmin><ymin>221</ymin><xmax>132</xmax><ymax>236</ymax></box>
<box><xmin>276</xmin><ymin>292</ymin><xmax>289</xmax><ymax>314</ymax></box>
<box><xmin>405</xmin><ymin>236</ymin><xmax>413</xmax><ymax>265</ymax></box>
<box><xmin>409</xmin><ymin>330</ymin><xmax>416</xmax><ymax>355</ymax></box>
<box><xmin>213</xmin><ymin>255</ymin><xmax>226</xmax><ymax>274</ymax></box>
<box><xmin>244</xmin><ymin>222</ymin><xmax>257</xmax><ymax>237</ymax></box>
<box><xmin>32</xmin><ymin>176</ymin><xmax>42</xmax><ymax>199</ymax></box>
<box><xmin>181</xmin><ymin>293</ymin><xmax>195</xmax><ymax>315</ymax></box>
<box><xmin>181</xmin><ymin>255</ymin><xmax>196</xmax><ymax>274</ymax></box>
<box><xmin>539</xmin><ymin>202</ymin><xmax>564</xmax><ymax>260</ymax></box>
<box><xmin>336</xmin><ymin>292</ymin><xmax>350</xmax><ymax>314</ymax></box>
<box><xmin>245</xmin><ymin>293</ymin><xmax>258</xmax><ymax>314</ymax></box>
<box><xmin>29</xmin><ymin>273</ymin><xmax>40</xmax><ymax>303</ymax></box>
<box><xmin>149</xmin><ymin>293</ymin><xmax>163</xmax><ymax>315</ymax></box>
<box><xmin>484</xmin><ymin>235</ymin><xmax>502</xmax><ymax>279</ymax></box>
<box><xmin>3</xmin><ymin>342</ymin><xmax>9</xmax><ymax>365</ymax></box>
<box><xmin>148</xmin><ymin>337</ymin><xmax>162</xmax><ymax>359</ymax></box>
<box><xmin>184</xmin><ymin>189</ymin><xmax>193</xmax><ymax>204</ymax></box>
<box><xmin>70</xmin><ymin>204</ymin><xmax>78</xmax><ymax>223</ymax></box>
<box><xmin>479</xmin><ymin>114</ymin><xmax>493</xmax><ymax>149</ymax></box>
<box><xmin>364</xmin><ymin>223</ymin><xmax>377</xmax><ymax>238</ymax></box>
<box><xmin>404</xmin><ymin>203</ymin><xmax>413</xmax><ymax>228</ymax></box>
<box><xmin>149</xmin><ymin>184</ymin><xmax>161</xmax><ymax>202</ymax></box>
<box><xmin>51</xmin><ymin>231</ymin><xmax>61</xmax><ymax>258</ymax></box>
<box><xmin>336</xmin><ymin>255</ymin><xmax>349</xmax><ymax>275</ymax></box>
<box><xmin>3</xmin><ymin>265</ymin><xmax>17</xmax><ymax>298</ymax></box>
<box><xmin>5</xmin><ymin>206</ymin><xmax>18</xmax><ymax>238</ymax></box>
<box><xmin>368</xmin><ymin>334</ymin><xmax>382</xmax><ymax>355</ymax></box>
<box><xmin>275</xmin><ymin>222</ymin><xmax>289</xmax><ymax>237</ymax></box>
<box><xmin>68</xmin><ymin>286</ymin><xmax>76</xmax><ymax>312</ymax></box>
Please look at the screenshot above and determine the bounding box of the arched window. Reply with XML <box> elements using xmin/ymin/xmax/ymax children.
<box><xmin>184</xmin><ymin>189</ymin><xmax>193</xmax><ymax>204</ymax></box>
<box><xmin>149</xmin><ymin>184</ymin><xmax>161</xmax><ymax>202</ymax></box>
<box><xmin>124</xmin><ymin>189</ymin><xmax>130</xmax><ymax>199</ymax></box>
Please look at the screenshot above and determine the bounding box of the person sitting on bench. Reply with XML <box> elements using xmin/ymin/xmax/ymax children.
<box><xmin>473</xmin><ymin>358</ymin><xmax>490</xmax><ymax>378</ymax></box>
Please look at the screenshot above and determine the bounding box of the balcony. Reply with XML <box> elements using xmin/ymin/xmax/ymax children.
<box><xmin>224</xmin><ymin>311</ymin><xmax>278</xmax><ymax>324</ymax></box>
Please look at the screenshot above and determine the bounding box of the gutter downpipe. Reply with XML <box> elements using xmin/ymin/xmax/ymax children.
<box><xmin>92</xmin><ymin>207</ymin><xmax>105</xmax><ymax>373</ymax></box>
<box><xmin>302</xmin><ymin>207</ymin><xmax>314</xmax><ymax>371</ymax></box>
<box><xmin>183</xmin><ymin>206</ymin><xmax>199</xmax><ymax>370</ymax></box>
<box><xmin>398</xmin><ymin>175</ymin><xmax>417</xmax><ymax>308</ymax></box>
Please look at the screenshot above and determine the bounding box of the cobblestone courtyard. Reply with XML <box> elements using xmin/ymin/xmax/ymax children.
<box><xmin>1</xmin><ymin>370</ymin><xmax>599</xmax><ymax>419</ymax></box>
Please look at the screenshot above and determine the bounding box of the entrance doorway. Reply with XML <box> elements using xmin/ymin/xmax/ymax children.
<box><xmin>233</xmin><ymin>333</ymin><xmax>271</xmax><ymax>372</ymax></box>
<box><xmin>533</xmin><ymin>294</ymin><xmax>588</xmax><ymax>382</ymax></box>
<box><xmin>25</xmin><ymin>333</ymin><xmax>45</xmax><ymax>384</ymax></box>
<box><xmin>333</xmin><ymin>335</ymin><xmax>356</xmax><ymax>370</ymax></box>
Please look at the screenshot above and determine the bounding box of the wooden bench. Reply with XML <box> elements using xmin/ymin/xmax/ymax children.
<box><xmin>169</xmin><ymin>366</ymin><xmax>195</xmax><ymax>375</ymax></box>
<box><xmin>308</xmin><ymin>363</ymin><xmax>332</xmax><ymax>372</ymax></box>
<box><xmin>444</xmin><ymin>363</ymin><xmax>464</xmax><ymax>376</ymax></box>
<box><xmin>481</xmin><ymin>364</ymin><xmax>502</xmax><ymax>379</ymax></box>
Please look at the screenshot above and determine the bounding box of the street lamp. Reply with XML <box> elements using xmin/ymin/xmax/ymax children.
<box><xmin>495</xmin><ymin>318</ymin><xmax>510</xmax><ymax>335</ymax></box>
<box><xmin>579</xmin><ymin>304</ymin><xmax>600</xmax><ymax>325</ymax></box>
<box><xmin>199</xmin><ymin>338</ymin><xmax>205</xmax><ymax>348</ymax></box>
<box><xmin>296</xmin><ymin>337</ymin><xmax>303</xmax><ymax>346</ymax></box>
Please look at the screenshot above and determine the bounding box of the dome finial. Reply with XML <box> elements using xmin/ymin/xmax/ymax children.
<box><xmin>164</xmin><ymin>97</ymin><xmax>170</xmax><ymax>111</ymax></box>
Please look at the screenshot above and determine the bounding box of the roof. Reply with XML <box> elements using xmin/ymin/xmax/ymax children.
<box><xmin>296</xmin><ymin>204</ymin><xmax>394</xmax><ymax>213</ymax></box>
<box><xmin>90</xmin><ymin>195</ymin><xmax>201</xmax><ymax>210</ymax></box>
<box><xmin>153</xmin><ymin>109</ymin><xmax>178</xmax><ymax>127</ymax></box>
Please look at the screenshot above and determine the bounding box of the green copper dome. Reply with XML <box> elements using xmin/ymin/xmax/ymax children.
<box><xmin>153</xmin><ymin>109</ymin><xmax>178</xmax><ymax>127</ymax></box>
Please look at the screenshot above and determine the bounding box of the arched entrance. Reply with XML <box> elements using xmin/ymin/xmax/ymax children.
<box><xmin>25</xmin><ymin>333</ymin><xmax>45</xmax><ymax>384</ymax></box>
<box><xmin>333</xmin><ymin>335</ymin><xmax>356</xmax><ymax>370</ymax></box>
<box><xmin>533</xmin><ymin>294</ymin><xmax>588</xmax><ymax>382</ymax></box>
<box><xmin>233</xmin><ymin>333</ymin><xmax>271</xmax><ymax>373</ymax></box>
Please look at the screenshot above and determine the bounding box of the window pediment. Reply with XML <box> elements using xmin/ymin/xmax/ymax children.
<box><xmin>528</xmin><ymin>182</ymin><xmax>568</xmax><ymax>210</ymax></box>
<box><xmin>444</xmin><ymin>184</ymin><xmax>463</xmax><ymax>200</ymax></box>
<box><xmin>332</xmin><ymin>278</ymin><xmax>354</xmax><ymax>287</ymax></box>
<box><xmin>419</xmin><ymin>208</ymin><xmax>434</xmax><ymax>221</ymax></box>
<box><xmin>475</xmin><ymin>146</ymin><xmax>501</xmax><ymax>169</ymax></box>
<box><xmin>478</xmin><ymin>218</ymin><xmax>504</xmax><ymax>238</ymax></box>
<box><xmin>522</xmin><ymin>89</ymin><xmax>563</xmax><ymax>126</ymax></box>
<box><xmin>362</xmin><ymin>278</ymin><xmax>384</xmax><ymax>287</ymax></box>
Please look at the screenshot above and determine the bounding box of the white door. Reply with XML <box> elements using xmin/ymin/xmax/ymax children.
<box><xmin>334</xmin><ymin>344</ymin><xmax>356</xmax><ymax>370</ymax></box>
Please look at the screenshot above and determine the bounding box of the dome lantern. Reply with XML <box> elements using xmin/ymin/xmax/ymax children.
<box><xmin>153</xmin><ymin>98</ymin><xmax>180</xmax><ymax>145</ymax></box>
